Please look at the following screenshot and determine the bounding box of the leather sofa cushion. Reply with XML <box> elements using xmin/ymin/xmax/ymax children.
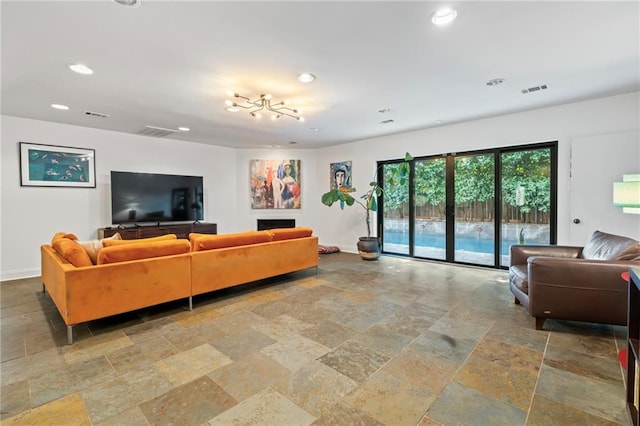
<box><xmin>190</xmin><ymin>231</ymin><xmax>273</xmax><ymax>251</ymax></box>
<box><xmin>581</xmin><ymin>230</ymin><xmax>640</xmax><ymax>261</ymax></box>
<box><xmin>269</xmin><ymin>227</ymin><xmax>313</xmax><ymax>241</ymax></box>
<box><xmin>97</xmin><ymin>239</ymin><xmax>190</xmax><ymax>265</ymax></box>
<box><xmin>509</xmin><ymin>264</ymin><xmax>529</xmax><ymax>294</ymax></box>
<box><xmin>52</xmin><ymin>237</ymin><xmax>93</xmax><ymax>268</ymax></box>
<box><xmin>102</xmin><ymin>234</ymin><xmax>177</xmax><ymax>247</ymax></box>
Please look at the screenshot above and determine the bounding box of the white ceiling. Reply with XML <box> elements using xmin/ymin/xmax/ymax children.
<box><xmin>2</xmin><ymin>1</ymin><xmax>639</xmax><ymax>149</ymax></box>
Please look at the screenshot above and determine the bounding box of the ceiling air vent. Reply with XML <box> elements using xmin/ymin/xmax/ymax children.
<box><xmin>521</xmin><ymin>84</ymin><xmax>549</xmax><ymax>94</ymax></box>
<box><xmin>380</xmin><ymin>119</ymin><xmax>395</xmax><ymax>124</ymax></box>
<box><xmin>136</xmin><ymin>125</ymin><xmax>179</xmax><ymax>138</ymax></box>
<box><xmin>83</xmin><ymin>110</ymin><xmax>109</xmax><ymax>118</ymax></box>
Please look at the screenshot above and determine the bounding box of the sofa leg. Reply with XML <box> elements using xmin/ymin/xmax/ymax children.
<box><xmin>315</xmin><ymin>266</ymin><xmax>318</xmax><ymax>275</ymax></box>
<box><xmin>514</xmin><ymin>297</ymin><xmax>520</xmax><ymax>305</ymax></box>
<box><xmin>67</xmin><ymin>325</ymin><xmax>73</xmax><ymax>345</ymax></box>
<box><xmin>42</xmin><ymin>283</ymin><xmax>46</xmax><ymax>293</ymax></box>
<box><xmin>535</xmin><ymin>317</ymin><xmax>545</xmax><ymax>330</ymax></box>
<box><xmin>188</xmin><ymin>296</ymin><xmax>193</xmax><ymax>311</ymax></box>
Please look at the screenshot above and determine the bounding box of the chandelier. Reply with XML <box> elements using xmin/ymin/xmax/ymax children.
<box><xmin>225</xmin><ymin>92</ymin><xmax>304</xmax><ymax>121</ymax></box>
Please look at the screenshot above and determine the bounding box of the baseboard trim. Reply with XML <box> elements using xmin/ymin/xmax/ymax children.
<box><xmin>1</xmin><ymin>268</ymin><xmax>40</xmax><ymax>282</ymax></box>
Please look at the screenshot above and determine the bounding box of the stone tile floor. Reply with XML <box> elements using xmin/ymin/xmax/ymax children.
<box><xmin>0</xmin><ymin>252</ymin><xmax>632</xmax><ymax>425</ymax></box>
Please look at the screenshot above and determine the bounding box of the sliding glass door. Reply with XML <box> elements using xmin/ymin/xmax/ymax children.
<box><xmin>413</xmin><ymin>157</ymin><xmax>447</xmax><ymax>259</ymax></box>
<box><xmin>500</xmin><ymin>148</ymin><xmax>554</xmax><ymax>266</ymax></box>
<box><xmin>381</xmin><ymin>163</ymin><xmax>410</xmax><ymax>255</ymax></box>
<box><xmin>454</xmin><ymin>153</ymin><xmax>495</xmax><ymax>265</ymax></box>
<box><xmin>379</xmin><ymin>142</ymin><xmax>556</xmax><ymax>268</ymax></box>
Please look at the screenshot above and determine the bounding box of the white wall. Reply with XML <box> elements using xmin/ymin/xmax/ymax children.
<box><xmin>1</xmin><ymin>116</ymin><xmax>237</xmax><ymax>280</ymax></box>
<box><xmin>2</xmin><ymin>91</ymin><xmax>639</xmax><ymax>279</ymax></box>
<box><xmin>314</xmin><ymin>92</ymin><xmax>640</xmax><ymax>253</ymax></box>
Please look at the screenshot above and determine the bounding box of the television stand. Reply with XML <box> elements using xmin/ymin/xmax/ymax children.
<box><xmin>98</xmin><ymin>222</ymin><xmax>216</xmax><ymax>240</ymax></box>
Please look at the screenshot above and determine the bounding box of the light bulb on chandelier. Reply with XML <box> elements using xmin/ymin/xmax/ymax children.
<box><xmin>224</xmin><ymin>92</ymin><xmax>304</xmax><ymax>121</ymax></box>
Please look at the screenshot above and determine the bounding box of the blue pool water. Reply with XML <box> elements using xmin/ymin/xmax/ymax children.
<box><xmin>383</xmin><ymin>231</ymin><xmax>518</xmax><ymax>255</ymax></box>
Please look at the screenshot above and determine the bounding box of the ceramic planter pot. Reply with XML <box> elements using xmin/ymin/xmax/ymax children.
<box><xmin>357</xmin><ymin>237</ymin><xmax>380</xmax><ymax>260</ymax></box>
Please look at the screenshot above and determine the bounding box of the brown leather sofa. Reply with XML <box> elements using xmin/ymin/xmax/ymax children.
<box><xmin>509</xmin><ymin>230</ymin><xmax>640</xmax><ymax>330</ymax></box>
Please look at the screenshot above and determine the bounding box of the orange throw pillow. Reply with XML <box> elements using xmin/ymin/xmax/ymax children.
<box><xmin>97</xmin><ymin>239</ymin><xmax>190</xmax><ymax>265</ymax></box>
<box><xmin>52</xmin><ymin>237</ymin><xmax>93</xmax><ymax>267</ymax></box>
<box><xmin>193</xmin><ymin>231</ymin><xmax>273</xmax><ymax>251</ymax></box>
<box><xmin>102</xmin><ymin>233</ymin><xmax>177</xmax><ymax>247</ymax></box>
<box><xmin>188</xmin><ymin>233</ymin><xmax>208</xmax><ymax>251</ymax></box>
<box><xmin>51</xmin><ymin>232</ymin><xmax>78</xmax><ymax>245</ymax></box>
<box><xmin>269</xmin><ymin>227</ymin><xmax>313</xmax><ymax>241</ymax></box>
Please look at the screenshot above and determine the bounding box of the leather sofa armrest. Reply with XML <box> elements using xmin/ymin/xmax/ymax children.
<box><xmin>527</xmin><ymin>257</ymin><xmax>635</xmax><ymax>325</ymax></box>
<box><xmin>528</xmin><ymin>256</ymin><xmax>633</xmax><ymax>291</ymax></box>
<box><xmin>510</xmin><ymin>245</ymin><xmax>582</xmax><ymax>266</ymax></box>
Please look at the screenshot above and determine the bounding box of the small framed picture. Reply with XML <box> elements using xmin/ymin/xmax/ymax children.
<box><xmin>19</xmin><ymin>142</ymin><xmax>96</xmax><ymax>188</ymax></box>
<box><xmin>330</xmin><ymin>161</ymin><xmax>354</xmax><ymax>192</ymax></box>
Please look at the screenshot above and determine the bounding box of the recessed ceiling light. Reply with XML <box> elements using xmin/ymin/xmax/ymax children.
<box><xmin>431</xmin><ymin>7</ymin><xmax>457</xmax><ymax>25</ymax></box>
<box><xmin>486</xmin><ymin>78</ymin><xmax>506</xmax><ymax>86</ymax></box>
<box><xmin>51</xmin><ymin>104</ymin><xmax>70</xmax><ymax>110</ymax></box>
<box><xmin>178</xmin><ymin>127</ymin><xmax>190</xmax><ymax>132</ymax></box>
<box><xmin>310</xmin><ymin>127</ymin><xmax>320</xmax><ymax>132</ymax></box>
<box><xmin>113</xmin><ymin>0</ymin><xmax>140</xmax><ymax>7</ymax></box>
<box><xmin>269</xmin><ymin>144</ymin><xmax>279</xmax><ymax>148</ymax></box>
<box><xmin>297</xmin><ymin>72</ymin><xmax>316</xmax><ymax>83</ymax></box>
<box><xmin>289</xmin><ymin>141</ymin><xmax>298</xmax><ymax>145</ymax></box>
<box><xmin>69</xmin><ymin>64</ymin><xmax>94</xmax><ymax>75</ymax></box>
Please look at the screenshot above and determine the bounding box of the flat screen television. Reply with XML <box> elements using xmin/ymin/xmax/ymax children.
<box><xmin>110</xmin><ymin>171</ymin><xmax>204</xmax><ymax>225</ymax></box>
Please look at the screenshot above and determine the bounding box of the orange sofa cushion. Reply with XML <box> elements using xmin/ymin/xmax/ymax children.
<box><xmin>52</xmin><ymin>237</ymin><xmax>93</xmax><ymax>267</ymax></box>
<box><xmin>51</xmin><ymin>232</ymin><xmax>78</xmax><ymax>245</ymax></box>
<box><xmin>190</xmin><ymin>231</ymin><xmax>273</xmax><ymax>252</ymax></box>
<box><xmin>269</xmin><ymin>227</ymin><xmax>313</xmax><ymax>241</ymax></box>
<box><xmin>97</xmin><ymin>239</ymin><xmax>190</xmax><ymax>265</ymax></box>
<box><xmin>102</xmin><ymin>234</ymin><xmax>177</xmax><ymax>247</ymax></box>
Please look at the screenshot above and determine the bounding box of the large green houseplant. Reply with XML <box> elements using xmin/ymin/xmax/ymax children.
<box><xmin>321</xmin><ymin>153</ymin><xmax>412</xmax><ymax>259</ymax></box>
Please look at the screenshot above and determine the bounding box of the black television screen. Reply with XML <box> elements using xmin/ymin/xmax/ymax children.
<box><xmin>110</xmin><ymin>171</ymin><xmax>204</xmax><ymax>224</ymax></box>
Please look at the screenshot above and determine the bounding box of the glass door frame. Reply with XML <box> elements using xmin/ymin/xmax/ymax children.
<box><xmin>378</xmin><ymin>141</ymin><xmax>558</xmax><ymax>269</ymax></box>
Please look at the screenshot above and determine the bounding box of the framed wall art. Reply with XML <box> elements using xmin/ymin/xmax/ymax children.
<box><xmin>250</xmin><ymin>159</ymin><xmax>301</xmax><ymax>209</ymax></box>
<box><xmin>330</xmin><ymin>160</ymin><xmax>354</xmax><ymax>192</ymax></box>
<box><xmin>19</xmin><ymin>142</ymin><xmax>96</xmax><ymax>188</ymax></box>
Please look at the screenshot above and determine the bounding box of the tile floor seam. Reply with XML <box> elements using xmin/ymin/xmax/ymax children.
<box><xmin>523</xmin><ymin>327</ymin><xmax>551</xmax><ymax>425</ymax></box>
<box><xmin>102</xmin><ymin>351</ymin><xmax>118</xmax><ymax>378</ymax></box>
<box><xmin>158</xmin><ymin>333</ymin><xmax>182</xmax><ymax>356</ymax></box>
<box><xmin>612</xmin><ymin>326</ymin><xmax>629</xmax><ymax>386</ymax></box>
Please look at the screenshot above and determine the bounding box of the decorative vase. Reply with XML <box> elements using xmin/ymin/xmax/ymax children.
<box><xmin>357</xmin><ymin>237</ymin><xmax>380</xmax><ymax>260</ymax></box>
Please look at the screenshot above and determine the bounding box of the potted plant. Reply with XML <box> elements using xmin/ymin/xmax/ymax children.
<box><xmin>321</xmin><ymin>153</ymin><xmax>413</xmax><ymax>260</ymax></box>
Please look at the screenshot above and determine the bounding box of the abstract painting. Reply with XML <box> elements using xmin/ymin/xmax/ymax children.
<box><xmin>250</xmin><ymin>159</ymin><xmax>301</xmax><ymax>209</ymax></box>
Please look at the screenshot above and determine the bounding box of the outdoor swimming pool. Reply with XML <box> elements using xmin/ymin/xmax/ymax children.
<box><xmin>383</xmin><ymin>231</ymin><xmax>518</xmax><ymax>255</ymax></box>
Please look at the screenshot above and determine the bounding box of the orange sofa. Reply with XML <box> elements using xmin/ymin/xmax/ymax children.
<box><xmin>41</xmin><ymin>228</ymin><xmax>318</xmax><ymax>344</ymax></box>
<box><xmin>190</xmin><ymin>228</ymin><xmax>319</xmax><ymax>297</ymax></box>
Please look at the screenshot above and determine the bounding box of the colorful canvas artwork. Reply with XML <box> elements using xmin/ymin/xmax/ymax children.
<box><xmin>330</xmin><ymin>161</ymin><xmax>354</xmax><ymax>192</ymax></box>
<box><xmin>250</xmin><ymin>159</ymin><xmax>301</xmax><ymax>209</ymax></box>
